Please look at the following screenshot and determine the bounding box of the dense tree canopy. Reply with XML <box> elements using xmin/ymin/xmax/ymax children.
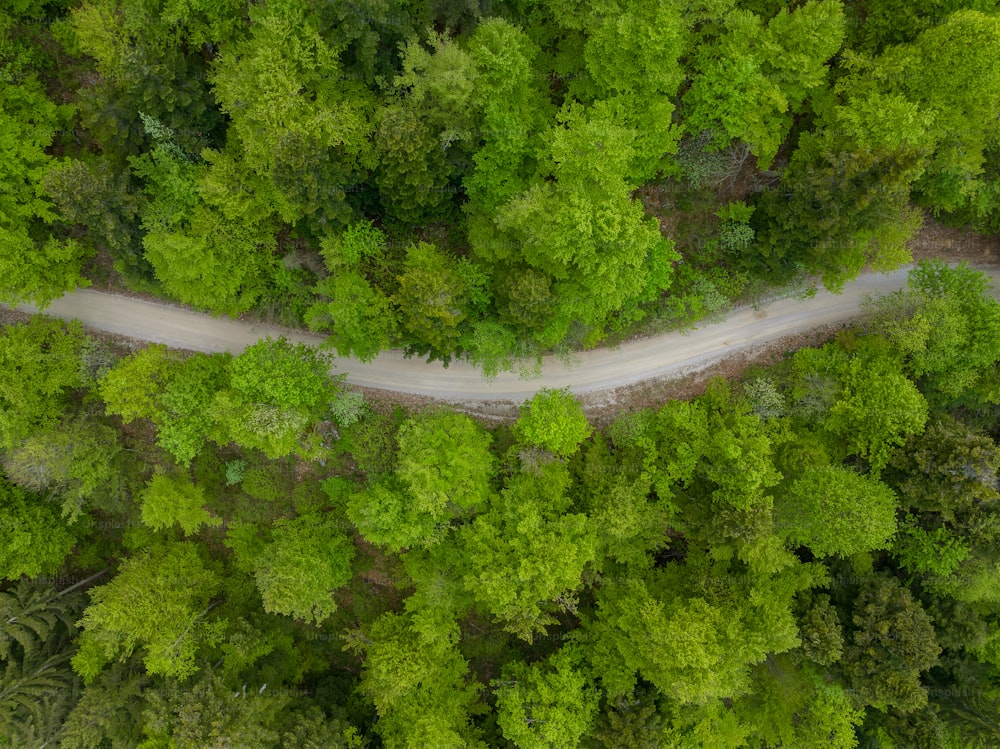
<box><xmin>5</xmin><ymin>0</ymin><xmax>996</xmax><ymax>372</ymax></box>
<box><xmin>3</xmin><ymin>0</ymin><xmax>1000</xmax><ymax>742</ymax></box>
<box><xmin>0</xmin><ymin>263</ymin><xmax>998</xmax><ymax>744</ymax></box>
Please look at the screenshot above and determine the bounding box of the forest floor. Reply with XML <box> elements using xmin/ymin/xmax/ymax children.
<box><xmin>9</xmin><ymin>218</ymin><xmax>1000</xmax><ymax>424</ymax></box>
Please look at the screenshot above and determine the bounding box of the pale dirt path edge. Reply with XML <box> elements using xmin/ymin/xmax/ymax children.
<box><xmin>14</xmin><ymin>264</ymin><xmax>1000</xmax><ymax>403</ymax></box>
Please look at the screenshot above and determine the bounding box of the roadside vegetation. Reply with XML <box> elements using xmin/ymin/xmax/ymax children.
<box><xmin>2</xmin><ymin>262</ymin><xmax>1000</xmax><ymax>747</ymax></box>
<box><xmin>4</xmin><ymin>0</ymin><xmax>1000</xmax><ymax>372</ymax></box>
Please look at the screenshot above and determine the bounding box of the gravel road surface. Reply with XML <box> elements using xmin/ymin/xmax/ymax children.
<box><xmin>17</xmin><ymin>265</ymin><xmax>1000</xmax><ymax>402</ymax></box>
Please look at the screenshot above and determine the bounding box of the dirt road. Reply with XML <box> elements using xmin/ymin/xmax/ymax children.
<box><xmin>16</xmin><ymin>265</ymin><xmax>1000</xmax><ymax>402</ymax></box>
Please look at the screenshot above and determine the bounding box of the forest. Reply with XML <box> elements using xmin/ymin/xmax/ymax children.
<box><xmin>3</xmin><ymin>0</ymin><xmax>1000</xmax><ymax>369</ymax></box>
<box><xmin>4</xmin><ymin>0</ymin><xmax>1000</xmax><ymax>747</ymax></box>
<box><xmin>4</xmin><ymin>260</ymin><xmax>1000</xmax><ymax>747</ymax></box>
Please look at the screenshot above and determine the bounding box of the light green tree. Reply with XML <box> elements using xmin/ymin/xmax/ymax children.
<box><xmin>346</xmin><ymin>479</ymin><xmax>438</xmax><ymax>553</ymax></box>
<box><xmin>683</xmin><ymin>1</ymin><xmax>846</xmax><ymax>168</ymax></box>
<box><xmin>72</xmin><ymin>543</ymin><xmax>224</xmax><ymax>682</ymax></box>
<box><xmin>514</xmin><ymin>388</ymin><xmax>593</xmax><ymax>458</ymax></box>
<box><xmin>824</xmin><ymin>354</ymin><xmax>928</xmax><ymax>472</ymax></box>
<box><xmin>494</xmin><ymin>646</ymin><xmax>599</xmax><ymax>749</ymax></box>
<box><xmin>212</xmin><ymin>337</ymin><xmax>340</xmax><ymax>458</ymax></box>
<box><xmin>252</xmin><ymin>513</ymin><xmax>355</xmax><ymax>625</ymax></box>
<box><xmin>349</xmin><ymin>612</ymin><xmax>486</xmax><ymax>749</ymax></box>
<box><xmin>140</xmin><ymin>473</ymin><xmax>221</xmax><ymax>536</ymax></box>
<box><xmin>307</xmin><ymin>271</ymin><xmax>397</xmax><ymax>362</ymax></box>
<box><xmin>0</xmin><ymin>27</ymin><xmax>89</xmax><ymax>306</ymax></box>
<box><xmin>396</xmin><ymin>410</ymin><xmax>494</xmax><ymax>518</ymax></box>
<box><xmin>737</xmin><ymin>655</ymin><xmax>863</xmax><ymax>748</ymax></box>
<box><xmin>99</xmin><ymin>346</ymin><xmax>231</xmax><ymax>466</ymax></box>
<box><xmin>775</xmin><ymin>466</ymin><xmax>898</xmax><ymax>558</ymax></box>
<box><xmin>459</xmin><ymin>462</ymin><xmax>598</xmax><ymax>640</ymax></box>
<box><xmin>0</xmin><ymin>317</ymin><xmax>85</xmax><ymax>450</ymax></box>
<box><xmin>209</xmin><ymin>0</ymin><xmax>373</xmax><ymax>228</ymax></box>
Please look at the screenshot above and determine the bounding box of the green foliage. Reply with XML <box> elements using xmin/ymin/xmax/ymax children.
<box><xmin>794</xmin><ymin>592</ymin><xmax>845</xmax><ymax>667</ymax></box>
<box><xmin>252</xmin><ymin>513</ymin><xmax>355</xmax><ymax>625</ymax></box>
<box><xmin>741</xmin><ymin>377</ymin><xmax>784</xmax><ymax>420</ymax></box>
<box><xmin>463</xmin><ymin>17</ymin><xmax>551</xmax><ymax>212</ymax></box>
<box><xmin>73</xmin><ymin>543</ymin><xmax>224</xmax><ymax>682</ymax></box>
<box><xmin>888</xmin><ymin>11</ymin><xmax>1000</xmax><ymax>214</ymax></box>
<box><xmin>396</xmin><ymin>410</ymin><xmax>493</xmax><ymax>517</ymax></box>
<box><xmin>156</xmin><ymin>353</ymin><xmax>231</xmax><ymax>465</ymax></box>
<box><xmin>373</xmin><ymin>32</ymin><xmax>478</xmax><ymax>224</ymax></box>
<box><xmin>130</xmin><ymin>136</ymin><xmax>276</xmax><ymax>314</ymax></box>
<box><xmin>4</xmin><ymin>5</ymin><xmax>1000</xmax><ymax>745</ymax></box>
<box><xmin>338</xmin><ymin>406</ymin><xmax>402</xmax><ymax>478</ymax></box>
<box><xmin>140</xmin><ymin>207</ymin><xmax>275</xmax><ymax>316</ymax></box>
<box><xmin>140</xmin><ymin>472</ymin><xmax>221</xmax><ymax>536</ymax></box>
<box><xmin>673</xmin><ymin>130</ymin><xmax>733</xmax><ymax>189</ymax></box>
<box><xmin>753</xmin><ymin>91</ymin><xmax>926</xmax><ymax>288</ymax></box>
<box><xmin>825</xmin><ymin>353</ymin><xmax>928</xmax><ymax>472</ymax></box>
<box><xmin>574</xmin><ymin>435</ymin><xmax>671</xmax><ymax>568</ymax></box>
<box><xmin>392</xmin><ymin>242</ymin><xmax>470</xmax><ymax>361</ymax></box>
<box><xmin>775</xmin><ymin>466</ymin><xmax>898</xmax><ymax>558</ymax></box>
<box><xmin>738</xmin><ymin>656</ymin><xmax>863</xmax><ymax>748</ymax></box>
<box><xmin>136</xmin><ymin>668</ymin><xmax>286</xmax><ymax>749</ymax></box>
<box><xmin>0</xmin><ymin>476</ymin><xmax>76</xmax><ymax>581</ymax></box>
<box><xmin>224</xmin><ymin>459</ymin><xmax>248</xmax><ymax>486</ymax></box>
<box><xmin>481</xmin><ymin>107</ymin><xmax>679</xmax><ymax>347</ymax></box>
<box><xmin>888</xmin><ymin>414</ymin><xmax>1000</xmax><ymax>520</ymax></box>
<box><xmin>585</xmin><ymin>555</ymin><xmax>815</xmax><ymax>704</ymax></box>
<box><xmin>2</xmin><ymin>415</ymin><xmax>122</xmax><ymax>521</ymax></box>
<box><xmin>209</xmin><ymin>0</ymin><xmax>372</xmax><ymax>229</ymax></box>
<box><xmin>865</xmin><ymin>260</ymin><xmax>1000</xmax><ymax>403</ymax></box>
<box><xmin>319</xmin><ymin>221</ymin><xmax>387</xmax><ymax>270</ymax></box>
<box><xmin>329</xmin><ymin>390</ymin><xmax>366</xmax><ymax>428</ymax></box>
<box><xmin>494</xmin><ymin>646</ymin><xmax>599</xmax><ymax>749</ymax></box>
<box><xmin>228</xmin><ymin>338</ymin><xmax>330</xmax><ymax>413</ymax></box>
<box><xmin>213</xmin><ymin>337</ymin><xmax>339</xmax><ymax>459</ymax></box>
<box><xmin>42</xmin><ymin>159</ymin><xmax>144</xmax><ymax>279</ymax></box>
<box><xmin>0</xmin><ymin>27</ymin><xmax>88</xmax><ymax>306</ymax></box>
<box><xmin>98</xmin><ymin>344</ymin><xmax>178</xmax><ymax>424</ymax></box>
<box><xmin>99</xmin><ymin>345</ymin><xmax>230</xmax><ymax>466</ymax></box>
<box><xmin>514</xmin><ymin>388</ymin><xmax>593</xmax><ymax>458</ymax></box>
<box><xmin>842</xmin><ymin>575</ymin><xmax>941</xmax><ymax>713</ymax></box>
<box><xmin>347</xmin><ymin>479</ymin><xmax>436</xmax><ymax>553</ymax></box>
<box><xmin>58</xmin><ymin>661</ymin><xmax>148</xmax><ymax>749</ymax></box>
<box><xmin>683</xmin><ymin>1</ymin><xmax>846</xmax><ymax>167</ymax></box>
<box><xmin>351</xmin><ymin>612</ymin><xmax>484</xmax><ymax>749</ymax></box>
<box><xmin>0</xmin><ymin>316</ymin><xmax>85</xmax><ymax>450</ymax></box>
<box><xmin>892</xmin><ymin>518</ymin><xmax>971</xmax><ymax>580</ymax></box>
<box><xmin>0</xmin><ymin>579</ymin><xmax>84</xmax><ymax>748</ymax></box>
<box><xmin>307</xmin><ymin>270</ymin><xmax>397</xmax><ymax>362</ymax></box>
<box><xmin>717</xmin><ymin>201</ymin><xmax>756</xmax><ymax>253</ymax></box>
<box><xmin>459</xmin><ymin>462</ymin><xmax>598</xmax><ymax>641</ymax></box>
<box><xmin>654</xmin><ymin>385</ymin><xmax>782</xmax><ymax>510</ymax></box>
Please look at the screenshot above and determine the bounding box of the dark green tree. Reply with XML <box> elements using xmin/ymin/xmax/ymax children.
<box><xmin>841</xmin><ymin>575</ymin><xmax>941</xmax><ymax>713</ymax></box>
<box><xmin>0</xmin><ymin>579</ymin><xmax>86</xmax><ymax>748</ymax></box>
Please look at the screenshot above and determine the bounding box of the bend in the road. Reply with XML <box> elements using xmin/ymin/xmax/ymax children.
<box><xmin>14</xmin><ymin>265</ymin><xmax>1000</xmax><ymax>402</ymax></box>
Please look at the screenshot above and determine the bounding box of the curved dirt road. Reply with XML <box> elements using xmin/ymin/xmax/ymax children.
<box><xmin>15</xmin><ymin>265</ymin><xmax>1000</xmax><ymax>402</ymax></box>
